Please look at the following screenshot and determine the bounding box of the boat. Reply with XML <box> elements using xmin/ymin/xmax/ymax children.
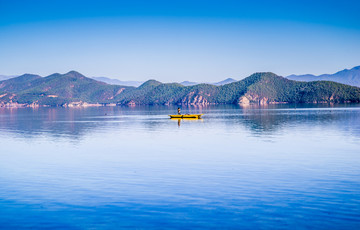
<box><xmin>169</xmin><ymin>114</ymin><xmax>203</xmax><ymax>119</ymax></box>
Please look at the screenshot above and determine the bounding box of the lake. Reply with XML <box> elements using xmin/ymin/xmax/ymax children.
<box><xmin>0</xmin><ymin>104</ymin><xmax>360</xmax><ymax>229</ymax></box>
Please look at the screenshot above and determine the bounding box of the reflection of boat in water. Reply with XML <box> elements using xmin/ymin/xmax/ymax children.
<box><xmin>169</xmin><ymin>114</ymin><xmax>203</xmax><ymax>119</ymax></box>
<box><xmin>170</xmin><ymin>116</ymin><xmax>203</xmax><ymax>127</ymax></box>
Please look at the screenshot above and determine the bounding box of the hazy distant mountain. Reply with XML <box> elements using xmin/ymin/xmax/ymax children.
<box><xmin>180</xmin><ymin>81</ymin><xmax>199</xmax><ymax>86</ymax></box>
<box><xmin>0</xmin><ymin>75</ymin><xmax>18</xmax><ymax>81</ymax></box>
<box><xmin>180</xmin><ymin>78</ymin><xmax>237</xmax><ymax>86</ymax></box>
<box><xmin>1</xmin><ymin>71</ymin><xmax>359</xmax><ymax>107</ymax></box>
<box><xmin>93</xmin><ymin>76</ymin><xmax>236</xmax><ymax>87</ymax></box>
<box><xmin>92</xmin><ymin>77</ymin><xmax>143</xmax><ymax>87</ymax></box>
<box><xmin>213</xmin><ymin>78</ymin><xmax>237</xmax><ymax>86</ymax></box>
<box><xmin>287</xmin><ymin>66</ymin><xmax>360</xmax><ymax>87</ymax></box>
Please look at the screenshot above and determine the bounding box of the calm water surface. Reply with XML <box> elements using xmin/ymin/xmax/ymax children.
<box><xmin>0</xmin><ymin>104</ymin><xmax>360</xmax><ymax>229</ymax></box>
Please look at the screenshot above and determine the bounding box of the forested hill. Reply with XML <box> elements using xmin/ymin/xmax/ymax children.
<box><xmin>0</xmin><ymin>71</ymin><xmax>359</xmax><ymax>107</ymax></box>
<box><xmin>114</xmin><ymin>72</ymin><xmax>359</xmax><ymax>105</ymax></box>
<box><xmin>0</xmin><ymin>71</ymin><xmax>134</xmax><ymax>106</ymax></box>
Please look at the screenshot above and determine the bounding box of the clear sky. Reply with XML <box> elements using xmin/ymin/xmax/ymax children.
<box><xmin>1</xmin><ymin>0</ymin><xmax>360</xmax><ymax>82</ymax></box>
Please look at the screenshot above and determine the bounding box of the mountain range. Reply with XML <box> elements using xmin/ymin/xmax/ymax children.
<box><xmin>0</xmin><ymin>71</ymin><xmax>359</xmax><ymax>107</ymax></box>
<box><xmin>287</xmin><ymin>66</ymin><xmax>360</xmax><ymax>87</ymax></box>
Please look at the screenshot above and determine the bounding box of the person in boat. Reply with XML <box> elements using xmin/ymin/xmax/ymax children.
<box><xmin>177</xmin><ymin>107</ymin><xmax>181</xmax><ymax>115</ymax></box>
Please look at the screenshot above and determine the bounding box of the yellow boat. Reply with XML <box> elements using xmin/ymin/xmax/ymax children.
<box><xmin>169</xmin><ymin>114</ymin><xmax>203</xmax><ymax>119</ymax></box>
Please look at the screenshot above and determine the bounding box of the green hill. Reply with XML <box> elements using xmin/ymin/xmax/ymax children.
<box><xmin>0</xmin><ymin>71</ymin><xmax>134</xmax><ymax>106</ymax></box>
<box><xmin>240</xmin><ymin>73</ymin><xmax>360</xmax><ymax>104</ymax></box>
<box><xmin>0</xmin><ymin>74</ymin><xmax>42</xmax><ymax>93</ymax></box>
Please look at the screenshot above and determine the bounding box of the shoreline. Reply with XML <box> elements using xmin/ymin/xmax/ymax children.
<box><xmin>0</xmin><ymin>101</ymin><xmax>358</xmax><ymax>108</ymax></box>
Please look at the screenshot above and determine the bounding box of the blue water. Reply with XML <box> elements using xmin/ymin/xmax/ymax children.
<box><xmin>0</xmin><ymin>104</ymin><xmax>360</xmax><ymax>229</ymax></box>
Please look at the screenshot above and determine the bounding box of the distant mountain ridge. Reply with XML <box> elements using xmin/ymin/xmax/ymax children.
<box><xmin>91</xmin><ymin>77</ymin><xmax>143</xmax><ymax>87</ymax></box>
<box><xmin>180</xmin><ymin>78</ymin><xmax>237</xmax><ymax>86</ymax></box>
<box><xmin>180</xmin><ymin>81</ymin><xmax>198</xmax><ymax>86</ymax></box>
<box><xmin>214</xmin><ymin>78</ymin><xmax>237</xmax><ymax>86</ymax></box>
<box><xmin>93</xmin><ymin>76</ymin><xmax>237</xmax><ymax>87</ymax></box>
<box><xmin>0</xmin><ymin>71</ymin><xmax>359</xmax><ymax>107</ymax></box>
<box><xmin>287</xmin><ymin>66</ymin><xmax>360</xmax><ymax>87</ymax></box>
<box><xmin>0</xmin><ymin>75</ymin><xmax>18</xmax><ymax>81</ymax></box>
<box><xmin>0</xmin><ymin>74</ymin><xmax>237</xmax><ymax>87</ymax></box>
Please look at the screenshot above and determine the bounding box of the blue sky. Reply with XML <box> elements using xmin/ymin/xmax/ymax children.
<box><xmin>0</xmin><ymin>0</ymin><xmax>360</xmax><ymax>82</ymax></box>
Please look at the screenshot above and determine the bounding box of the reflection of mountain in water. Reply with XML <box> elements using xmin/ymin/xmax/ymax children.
<box><xmin>0</xmin><ymin>107</ymin><xmax>123</xmax><ymax>140</ymax></box>
<box><xmin>0</xmin><ymin>106</ymin><xmax>188</xmax><ymax>140</ymax></box>
<box><xmin>234</xmin><ymin>104</ymin><xmax>360</xmax><ymax>138</ymax></box>
<box><xmin>0</xmin><ymin>104</ymin><xmax>359</xmax><ymax>141</ymax></box>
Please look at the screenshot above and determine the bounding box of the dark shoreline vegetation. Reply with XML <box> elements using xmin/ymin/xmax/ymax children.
<box><xmin>0</xmin><ymin>71</ymin><xmax>360</xmax><ymax>108</ymax></box>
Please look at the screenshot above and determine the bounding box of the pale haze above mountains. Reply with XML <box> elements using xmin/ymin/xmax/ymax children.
<box><xmin>1</xmin><ymin>66</ymin><xmax>359</xmax><ymax>87</ymax></box>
